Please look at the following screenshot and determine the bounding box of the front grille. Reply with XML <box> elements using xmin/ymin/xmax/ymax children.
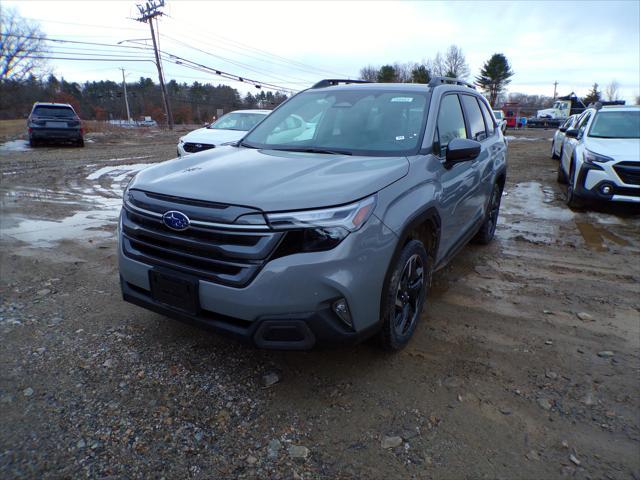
<box><xmin>122</xmin><ymin>190</ymin><xmax>283</xmax><ymax>287</ymax></box>
<box><xmin>614</xmin><ymin>162</ymin><xmax>640</xmax><ymax>186</ymax></box>
<box><xmin>183</xmin><ymin>142</ymin><xmax>214</xmax><ymax>153</ymax></box>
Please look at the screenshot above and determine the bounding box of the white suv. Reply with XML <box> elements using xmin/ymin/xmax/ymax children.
<box><xmin>557</xmin><ymin>105</ymin><xmax>640</xmax><ymax>207</ymax></box>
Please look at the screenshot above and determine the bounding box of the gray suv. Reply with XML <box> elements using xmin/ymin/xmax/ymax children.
<box><xmin>119</xmin><ymin>77</ymin><xmax>507</xmax><ymax>350</ymax></box>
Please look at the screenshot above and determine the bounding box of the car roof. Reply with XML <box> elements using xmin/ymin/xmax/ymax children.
<box><xmin>310</xmin><ymin>82</ymin><xmax>433</xmax><ymax>93</ymax></box>
<box><xmin>229</xmin><ymin>109</ymin><xmax>271</xmax><ymax>114</ymax></box>
<box><xmin>599</xmin><ymin>105</ymin><xmax>638</xmax><ymax>112</ymax></box>
<box><xmin>33</xmin><ymin>102</ymin><xmax>74</xmax><ymax>108</ymax></box>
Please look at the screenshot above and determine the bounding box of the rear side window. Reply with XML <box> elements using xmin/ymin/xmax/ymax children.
<box><xmin>461</xmin><ymin>95</ymin><xmax>487</xmax><ymax>141</ymax></box>
<box><xmin>434</xmin><ymin>94</ymin><xmax>467</xmax><ymax>156</ymax></box>
<box><xmin>32</xmin><ymin>106</ymin><xmax>76</xmax><ymax>118</ymax></box>
<box><xmin>478</xmin><ymin>100</ymin><xmax>496</xmax><ymax>135</ymax></box>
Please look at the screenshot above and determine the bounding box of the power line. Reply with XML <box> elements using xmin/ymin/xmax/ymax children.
<box><xmin>166</xmin><ymin>16</ymin><xmax>353</xmax><ymax>78</ymax></box>
<box><xmin>2</xmin><ymin>32</ymin><xmax>298</xmax><ymax>94</ymax></box>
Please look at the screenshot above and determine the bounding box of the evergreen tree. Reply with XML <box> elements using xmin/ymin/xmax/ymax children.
<box><xmin>377</xmin><ymin>65</ymin><xmax>397</xmax><ymax>83</ymax></box>
<box><xmin>475</xmin><ymin>53</ymin><xmax>514</xmax><ymax>107</ymax></box>
<box><xmin>411</xmin><ymin>64</ymin><xmax>430</xmax><ymax>84</ymax></box>
<box><xmin>582</xmin><ymin>83</ymin><xmax>601</xmax><ymax>105</ymax></box>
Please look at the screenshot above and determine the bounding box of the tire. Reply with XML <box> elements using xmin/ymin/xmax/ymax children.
<box><xmin>77</xmin><ymin>138</ymin><xmax>85</xmax><ymax>147</ymax></box>
<box><xmin>29</xmin><ymin>137</ymin><xmax>37</xmax><ymax>148</ymax></box>
<box><xmin>474</xmin><ymin>182</ymin><xmax>502</xmax><ymax>245</ymax></box>
<box><xmin>551</xmin><ymin>141</ymin><xmax>559</xmax><ymax>159</ymax></box>
<box><xmin>556</xmin><ymin>159</ymin><xmax>567</xmax><ymax>184</ymax></box>
<box><xmin>565</xmin><ymin>160</ymin><xmax>583</xmax><ymax>209</ymax></box>
<box><xmin>378</xmin><ymin>239</ymin><xmax>431</xmax><ymax>351</ymax></box>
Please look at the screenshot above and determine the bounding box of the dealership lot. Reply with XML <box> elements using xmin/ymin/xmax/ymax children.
<box><xmin>1</xmin><ymin>128</ymin><xmax>639</xmax><ymax>479</ymax></box>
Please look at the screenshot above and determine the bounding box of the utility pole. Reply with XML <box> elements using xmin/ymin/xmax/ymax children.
<box><xmin>119</xmin><ymin>68</ymin><xmax>132</xmax><ymax>123</ymax></box>
<box><xmin>135</xmin><ymin>0</ymin><xmax>173</xmax><ymax>129</ymax></box>
<box><xmin>553</xmin><ymin>81</ymin><xmax>558</xmax><ymax>100</ymax></box>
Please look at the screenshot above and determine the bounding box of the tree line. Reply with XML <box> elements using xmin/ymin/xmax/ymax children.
<box><xmin>0</xmin><ymin>74</ymin><xmax>287</xmax><ymax>123</ymax></box>
<box><xmin>360</xmin><ymin>46</ymin><xmax>515</xmax><ymax>107</ymax></box>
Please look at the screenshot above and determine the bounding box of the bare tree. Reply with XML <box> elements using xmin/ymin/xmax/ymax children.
<box><xmin>430</xmin><ymin>52</ymin><xmax>446</xmax><ymax>77</ymax></box>
<box><xmin>0</xmin><ymin>9</ymin><xmax>48</xmax><ymax>81</ymax></box>
<box><xmin>604</xmin><ymin>80</ymin><xmax>621</xmax><ymax>101</ymax></box>
<box><xmin>359</xmin><ymin>65</ymin><xmax>379</xmax><ymax>82</ymax></box>
<box><xmin>443</xmin><ymin>45</ymin><xmax>470</xmax><ymax>79</ymax></box>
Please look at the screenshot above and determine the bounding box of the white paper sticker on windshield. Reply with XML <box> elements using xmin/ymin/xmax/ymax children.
<box><xmin>391</xmin><ymin>97</ymin><xmax>414</xmax><ymax>103</ymax></box>
<box><xmin>396</xmin><ymin>135</ymin><xmax>405</xmax><ymax>141</ymax></box>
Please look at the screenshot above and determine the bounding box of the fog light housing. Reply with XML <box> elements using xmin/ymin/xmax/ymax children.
<box><xmin>600</xmin><ymin>184</ymin><xmax>613</xmax><ymax>195</ymax></box>
<box><xmin>332</xmin><ymin>298</ymin><xmax>353</xmax><ymax>329</ymax></box>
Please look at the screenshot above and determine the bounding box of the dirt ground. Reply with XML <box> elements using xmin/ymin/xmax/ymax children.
<box><xmin>1</xmin><ymin>126</ymin><xmax>639</xmax><ymax>480</ymax></box>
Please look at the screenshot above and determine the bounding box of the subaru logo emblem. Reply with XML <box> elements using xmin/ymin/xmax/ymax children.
<box><xmin>162</xmin><ymin>210</ymin><xmax>190</xmax><ymax>231</ymax></box>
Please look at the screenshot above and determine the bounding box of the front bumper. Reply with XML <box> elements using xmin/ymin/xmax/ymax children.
<box><xmin>30</xmin><ymin>127</ymin><xmax>82</xmax><ymax>140</ymax></box>
<box><xmin>576</xmin><ymin>162</ymin><xmax>640</xmax><ymax>204</ymax></box>
<box><xmin>119</xmin><ymin>214</ymin><xmax>398</xmax><ymax>349</ymax></box>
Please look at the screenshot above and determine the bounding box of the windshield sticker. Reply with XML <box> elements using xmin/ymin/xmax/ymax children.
<box><xmin>391</xmin><ymin>97</ymin><xmax>414</xmax><ymax>103</ymax></box>
<box><xmin>396</xmin><ymin>136</ymin><xmax>405</xmax><ymax>141</ymax></box>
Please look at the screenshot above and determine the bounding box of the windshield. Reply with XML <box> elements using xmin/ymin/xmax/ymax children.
<box><xmin>33</xmin><ymin>106</ymin><xmax>75</xmax><ymax>118</ymax></box>
<box><xmin>493</xmin><ymin>111</ymin><xmax>503</xmax><ymax>119</ymax></box>
<box><xmin>209</xmin><ymin>112</ymin><xmax>267</xmax><ymax>131</ymax></box>
<box><xmin>242</xmin><ymin>89</ymin><xmax>428</xmax><ymax>156</ymax></box>
<box><xmin>589</xmin><ymin>111</ymin><xmax>640</xmax><ymax>139</ymax></box>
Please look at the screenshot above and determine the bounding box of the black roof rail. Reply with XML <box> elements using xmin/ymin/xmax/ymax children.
<box><xmin>428</xmin><ymin>76</ymin><xmax>475</xmax><ymax>89</ymax></box>
<box><xmin>311</xmin><ymin>79</ymin><xmax>372</xmax><ymax>89</ymax></box>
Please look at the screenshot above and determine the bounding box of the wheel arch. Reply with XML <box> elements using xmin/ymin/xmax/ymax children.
<box><xmin>379</xmin><ymin>206</ymin><xmax>441</xmax><ymax>324</ymax></box>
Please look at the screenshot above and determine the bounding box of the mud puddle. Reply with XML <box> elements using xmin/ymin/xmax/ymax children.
<box><xmin>0</xmin><ymin>163</ymin><xmax>152</xmax><ymax>247</ymax></box>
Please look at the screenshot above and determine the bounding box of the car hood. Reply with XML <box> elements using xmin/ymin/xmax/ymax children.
<box><xmin>181</xmin><ymin>127</ymin><xmax>247</xmax><ymax>145</ymax></box>
<box><xmin>586</xmin><ymin>137</ymin><xmax>640</xmax><ymax>160</ymax></box>
<box><xmin>130</xmin><ymin>146</ymin><xmax>409</xmax><ymax>211</ymax></box>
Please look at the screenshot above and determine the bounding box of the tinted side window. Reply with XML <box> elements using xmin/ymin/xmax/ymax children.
<box><xmin>461</xmin><ymin>95</ymin><xmax>487</xmax><ymax>141</ymax></box>
<box><xmin>479</xmin><ymin>99</ymin><xmax>496</xmax><ymax>135</ymax></box>
<box><xmin>434</xmin><ymin>94</ymin><xmax>466</xmax><ymax>156</ymax></box>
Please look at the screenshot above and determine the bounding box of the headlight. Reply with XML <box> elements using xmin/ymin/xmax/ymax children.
<box><xmin>266</xmin><ymin>195</ymin><xmax>376</xmax><ymax>232</ymax></box>
<box><xmin>266</xmin><ymin>196</ymin><xmax>376</xmax><ymax>252</ymax></box>
<box><xmin>584</xmin><ymin>150</ymin><xmax>613</xmax><ymax>164</ymax></box>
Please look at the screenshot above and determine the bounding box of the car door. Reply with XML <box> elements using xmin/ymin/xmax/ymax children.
<box><xmin>432</xmin><ymin>93</ymin><xmax>479</xmax><ymax>258</ymax></box>
<box><xmin>465</xmin><ymin>95</ymin><xmax>505</xmax><ymax>221</ymax></box>
<box><xmin>562</xmin><ymin>110</ymin><xmax>592</xmax><ymax>175</ymax></box>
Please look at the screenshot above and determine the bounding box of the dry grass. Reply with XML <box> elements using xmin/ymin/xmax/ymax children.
<box><xmin>0</xmin><ymin>119</ymin><xmax>27</xmax><ymax>141</ymax></box>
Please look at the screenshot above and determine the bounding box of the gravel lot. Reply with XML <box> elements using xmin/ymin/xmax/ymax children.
<box><xmin>1</xmin><ymin>127</ymin><xmax>639</xmax><ymax>479</ymax></box>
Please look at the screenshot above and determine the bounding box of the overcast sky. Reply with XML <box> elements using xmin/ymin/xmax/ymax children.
<box><xmin>5</xmin><ymin>0</ymin><xmax>640</xmax><ymax>102</ymax></box>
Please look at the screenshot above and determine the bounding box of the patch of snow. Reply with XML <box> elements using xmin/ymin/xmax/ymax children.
<box><xmin>86</xmin><ymin>163</ymin><xmax>152</xmax><ymax>181</ymax></box>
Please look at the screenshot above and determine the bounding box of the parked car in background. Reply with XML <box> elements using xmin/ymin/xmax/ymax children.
<box><xmin>557</xmin><ymin>105</ymin><xmax>640</xmax><ymax>207</ymax></box>
<box><xmin>119</xmin><ymin>77</ymin><xmax>507</xmax><ymax>351</ymax></box>
<box><xmin>493</xmin><ymin>110</ymin><xmax>507</xmax><ymax>133</ymax></box>
<box><xmin>27</xmin><ymin>102</ymin><xmax>84</xmax><ymax>147</ymax></box>
<box><xmin>177</xmin><ymin>109</ymin><xmax>270</xmax><ymax>156</ymax></box>
<box><xmin>551</xmin><ymin>114</ymin><xmax>579</xmax><ymax>159</ymax></box>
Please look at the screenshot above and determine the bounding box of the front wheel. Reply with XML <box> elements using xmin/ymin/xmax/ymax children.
<box><xmin>565</xmin><ymin>160</ymin><xmax>583</xmax><ymax>209</ymax></box>
<box><xmin>379</xmin><ymin>240</ymin><xmax>431</xmax><ymax>351</ymax></box>
<box><xmin>473</xmin><ymin>182</ymin><xmax>502</xmax><ymax>245</ymax></box>
<box><xmin>557</xmin><ymin>160</ymin><xmax>567</xmax><ymax>184</ymax></box>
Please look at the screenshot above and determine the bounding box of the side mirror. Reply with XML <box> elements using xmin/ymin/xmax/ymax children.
<box><xmin>559</xmin><ymin>127</ymin><xmax>567</xmax><ymax>132</ymax></box>
<box><xmin>565</xmin><ymin>128</ymin><xmax>578</xmax><ymax>138</ymax></box>
<box><xmin>446</xmin><ymin>138</ymin><xmax>481</xmax><ymax>163</ymax></box>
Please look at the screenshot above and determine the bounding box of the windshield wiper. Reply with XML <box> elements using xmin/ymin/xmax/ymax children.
<box><xmin>275</xmin><ymin>147</ymin><xmax>353</xmax><ymax>156</ymax></box>
<box><xmin>238</xmin><ymin>140</ymin><xmax>257</xmax><ymax>148</ymax></box>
